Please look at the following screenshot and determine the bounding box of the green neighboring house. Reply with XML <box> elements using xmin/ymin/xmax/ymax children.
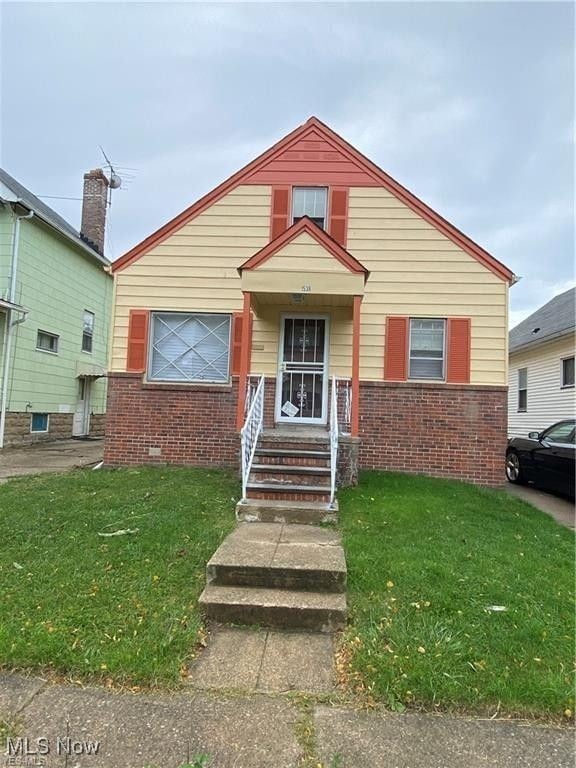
<box><xmin>0</xmin><ymin>168</ymin><xmax>113</xmax><ymax>448</ymax></box>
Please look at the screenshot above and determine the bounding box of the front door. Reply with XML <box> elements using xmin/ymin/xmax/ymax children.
<box><xmin>72</xmin><ymin>377</ymin><xmax>92</xmax><ymax>437</ymax></box>
<box><xmin>276</xmin><ymin>315</ymin><xmax>329</xmax><ymax>424</ymax></box>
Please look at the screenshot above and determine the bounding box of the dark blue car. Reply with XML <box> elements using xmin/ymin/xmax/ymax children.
<box><xmin>506</xmin><ymin>419</ymin><xmax>575</xmax><ymax>498</ymax></box>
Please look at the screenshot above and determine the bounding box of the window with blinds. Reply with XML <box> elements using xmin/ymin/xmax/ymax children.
<box><xmin>518</xmin><ymin>367</ymin><xmax>528</xmax><ymax>412</ymax></box>
<box><xmin>409</xmin><ymin>318</ymin><xmax>445</xmax><ymax>380</ymax></box>
<box><xmin>150</xmin><ymin>312</ymin><xmax>231</xmax><ymax>383</ymax></box>
<box><xmin>292</xmin><ymin>187</ymin><xmax>328</xmax><ymax>229</ymax></box>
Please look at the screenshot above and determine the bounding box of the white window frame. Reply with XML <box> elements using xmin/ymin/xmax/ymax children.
<box><xmin>518</xmin><ymin>367</ymin><xmax>528</xmax><ymax>412</ymax></box>
<box><xmin>82</xmin><ymin>310</ymin><xmax>95</xmax><ymax>354</ymax></box>
<box><xmin>408</xmin><ymin>318</ymin><xmax>446</xmax><ymax>381</ymax></box>
<box><xmin>148</xmin><ymin>311</ymin><xmax>233</xmax><ymax>385</ymax></box>
<box><xmin>30</xmin><ymin>413</ymin><xmax>50</xmax><ymax>433</ymax></box>
<box><xmin>291</xmin><ymin>186</ymin><xmax>328</xmax><ymax>229</ymax></box>
<box><xmin>561</xmin><ymin>356</ymin><xmax>575</xmax><ymax>389</ymax></box>
<box><xmin>36</xmin><ymin>330</ymin><xmax>59</xmax><ymax>355</ymax></box>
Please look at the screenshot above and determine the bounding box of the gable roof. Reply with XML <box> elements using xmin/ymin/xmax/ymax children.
<box><xmin>509</xmin><ymin>287</ymin><xmax>575</xmax><ymax>354</ymax></box>
<box><xmin>239</xmin><ymin>216</ymin><xmax>369</xmax><ymax>278</ymax></box>
<box><xmin>112</xmin><ymin>116</ymin><xmax>515</xmax><ymax>283</ymax></box>
<box><xmin>0</xmin><ymin>168</ymin><xmax>109</xmax><ymax>266</ymax></box>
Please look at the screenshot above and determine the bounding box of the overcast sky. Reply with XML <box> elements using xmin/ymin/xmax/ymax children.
<box><xmin>1</xmin><ymin>1</ymin><xmax>573</xmax><ymax>327</ymax></box>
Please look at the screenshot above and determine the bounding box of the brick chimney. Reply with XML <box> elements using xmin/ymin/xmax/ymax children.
<box><xmin>80</xmin><ymin>169</ymin><xmax>109</xmax><ymax>255</ymax></box>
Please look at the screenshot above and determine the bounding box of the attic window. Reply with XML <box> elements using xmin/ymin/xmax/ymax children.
<box><xmin>292</xmin><ymin>187</ymin><xmax>327</xmax><ymax>229</ymax></box>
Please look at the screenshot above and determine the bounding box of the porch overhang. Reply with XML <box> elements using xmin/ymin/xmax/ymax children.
<box><xmin>76</xmin><ymin>360</ymin><xmax>107</xmax><ymax>378</ymax></box>
<box><xmin>241</xmin><ymin>270</ymin><xmax>365</xmax><ymax>301</ymax></box>
<box><xmin>238</xmin><ymin>216</ymin><xmax>369</xmax><ymax>303</ymax></box>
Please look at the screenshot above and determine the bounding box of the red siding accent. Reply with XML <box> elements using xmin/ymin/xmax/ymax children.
<box><xmin>384</xmin><ymin>316</ymin><xmax>408</xmax><ymax>381</ymax></box>
<box><xmin>126</xmin><ymin>310</ymin><xmax>149</xmax><ymax>373</ymax></box>
<box><xmin>247</xmin><ymin>129</ymin><xmax>379</xmax><ymax>186</ymax></box>
<box><xmin>329</xmin><ymin>187</ymin><xmax>349</xmax><ymax>246</ymax></box>
<box><xmin>231</xmin><ymin>313</ymin><xmax>243</xmax><ymax>376</ymax></box>
<box><xmin>351</xmin><ymin>296</ymin><xmax>361</xmax><ymax>436</ymax></box>
<box><xmin>270</xmin><ymin>186</ymin><xmax>291</xmax><ymax>240</ymax></box>
<box><xmin>446</xmin><ymin>317</ymin><xmax>471</xmax><ymax>383</ymax></box>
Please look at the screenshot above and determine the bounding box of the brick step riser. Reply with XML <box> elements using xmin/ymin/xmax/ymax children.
<box><xmin>236</xmin><ymin>507</ymin><xmax>338</xmax><ymax>525</ymax></box>
<box><xmin>201</xmin><ymin>601</ymin><xmax>345</xmax><ymax>634</ymax></box>
<box><xmin>255</xmin><ymin>455</ymin><xmax>330</xmax><ymax>468</ymax></box>
<box><xmin>249</xmin><ymin>470</ymin><xmax>331</xmax><ymax>486</ymax></box>
<box><xmin>247</xmin><ymin>489</ymin><xmax>331</xmax><ymax>503</ymax></box>
<box><xmin>258</xmin><ymin>441</ymin><xmax>329</xmax><ymax>452</ymax></box>
<box><xmin>207</xmin><ymin>565</ymin><xmax>346</xmax><ymax>593</ymax></box>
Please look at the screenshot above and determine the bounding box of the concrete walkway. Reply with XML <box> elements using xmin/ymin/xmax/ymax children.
<box><xmin>505</xmin><ymin>483</ymin><xmax>575</xmax><ymax>529</ymax></box>
<box><xmin>188</xmin><ymin>626</ymin><xmax>336</xmax><ymax>693</ymax></box>
<box><xmin>0</xmin><ymin>672</ymin><xmax>573</xmax><ymax>768</ymax></box>
<box><xmin>0</xmin><ymin>438</ymin><xmax>103</xmax><ymax>481</ymax></box>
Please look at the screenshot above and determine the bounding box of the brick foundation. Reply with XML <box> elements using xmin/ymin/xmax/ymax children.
<box><xmin>103</xmin><ymin>373</ymin><xmax>240</xmax><ymax>467</ymax></box>
<box><xmin>358</xmin><ymin>381</ymin><xmax>507</xmax><ymax>486</ymax></box>
<box><xmin>104</xmin><ymin>375</ymin><xmax>507</xmax><ymax>487</ymax></box>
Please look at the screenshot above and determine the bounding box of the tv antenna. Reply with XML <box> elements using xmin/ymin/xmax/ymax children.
<box><xmin>99</xmin><ymin>145</ymin><xmax>123</xmax><ymax>206</ymax></box>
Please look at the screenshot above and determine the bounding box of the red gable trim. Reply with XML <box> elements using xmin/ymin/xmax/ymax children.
<box><xmin>238</xmin><ymin>216</ymin><xmax>369</xmax><ymax>278</ymax></box>
<box><xmin>112</xmin><ymin>116</ymin><xmax>514</xmax><ymax>284</ymax></box>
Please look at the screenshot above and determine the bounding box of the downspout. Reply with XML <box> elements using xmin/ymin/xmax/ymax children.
<box><xmin>0</xmin><ymin>207</ymin><xmax>34</xmax><ymax>448</ymax></box>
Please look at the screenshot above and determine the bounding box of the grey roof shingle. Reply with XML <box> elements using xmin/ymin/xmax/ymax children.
<box><xmin>0</xmin><ymin>168</ymin><xmax>109</xmax><ymax>266</ymax></box>
<box><xmin>509</xmin><ymin>287</ymin><xmax>575</xmax><ymax>353</ymax></box>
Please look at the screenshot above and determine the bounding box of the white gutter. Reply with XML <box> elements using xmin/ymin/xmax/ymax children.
<box><xmin>0</xmin><ymin>207</ymin><xmax>34</xmax><ymax>448</ymax></box>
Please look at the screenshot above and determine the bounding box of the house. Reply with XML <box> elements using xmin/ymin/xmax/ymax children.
<box><xmin>0</xmin><ymin>168</ymin><xmax>113</xmax><ymax>448</ymax></box>
<box><xmin>508</xmin><ymin>287</ymin><xmax>575</xmax><ymax>438</ymax></box>
<box><xmin>105</xmin><ymin>117</ymin><xmax>515</xmax><ymax>497</ymax></box>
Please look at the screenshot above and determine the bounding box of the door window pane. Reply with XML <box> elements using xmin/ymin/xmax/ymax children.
<box><xmin>409</xmin><ymin>319</ymin><xmax>445</xmax><ymax>380</ymax></box>
<box><xmin>150</xmin><ymin>312</ymin><xmax>231</xmax><ymax>382</ymax></box>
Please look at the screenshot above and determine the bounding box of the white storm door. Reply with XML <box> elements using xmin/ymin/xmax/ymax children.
<box><xmin>72</xmin><ymin>378</ymin><xmax>92</xmax><ymax>437</ymax></box>
<box><xmin>275</xmin><ymin>315</ymin><xmax>329</xmax><ymax>425</ymax></box>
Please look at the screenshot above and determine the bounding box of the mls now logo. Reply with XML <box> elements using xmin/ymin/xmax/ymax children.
<box><xmin>6</xmin><ymin>737</ymin><xmax>100</xmax><ymax>757</ymax></box>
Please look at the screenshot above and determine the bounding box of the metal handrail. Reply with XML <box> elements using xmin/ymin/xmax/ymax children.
<box><xmin>329</xmin><ymin>375</ymin><xmax>338</xmax><ymax>507</ymax></box>
<box><xmin>334</xmin><ymin>376</ymin><xmax>352</xmax><ymax>434</ymax></box>
<box><xmin>240</xmin><ymin>374</ymin><xmax>265</xmax><ymax>501</ymax></box>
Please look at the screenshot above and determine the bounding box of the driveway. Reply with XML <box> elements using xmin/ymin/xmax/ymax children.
<box><xmin>505</xmin><ymin>483</ymin><xmax>574</xmax><ymax>530</ymax></box>
<box><xmin>0</xmin><ymin>438</ymin><xmax>103</xmax><ymax>481</ymax></box>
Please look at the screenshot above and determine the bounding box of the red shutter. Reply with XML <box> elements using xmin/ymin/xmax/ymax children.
<box><xmin>231</xmin><ymin>313</ymin><xmax>243</xmax><ymax>376</ymax></box>
<box><xmin>329</xmin><ymin>187</ymin><xmax>349</xmax><ymax>246</ymax></box>
<box><xmin>126</xmin><ymin>310</ymin><xmax>149</xmax><ymax>373</ymax></box>
<box><xmin>384</xmin><ymin>316</ymin><xmax>408</xmax><ymax>381</ymax></box>
<box><xmin>270</xmin><ymin>186</ymin><xmax>290</xmax><ymax>240</ymax></box>
<box><xmin>446</xmin><ymin>317</ymin><xmax>471</xmax><ymax>383</ymax></box>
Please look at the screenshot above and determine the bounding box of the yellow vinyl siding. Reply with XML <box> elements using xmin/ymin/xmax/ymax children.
<box><xmin>347</xmin><ymin>187</ymin><xmax>508</xmax><ymax>385</ymax></box>
<box><xmin>257</xmin><ymin>232</ymin><xmax>350</xmax><ymax>273</ymax></box>
<box><xmin>110</xmin><ymin>185</ymin><xmax>270</xmax><ymax>371</ymax></box>
<box><xmin>111</xmin><ymin>183</ymin><xmax>508</xmax><ymax>387</ymax></box>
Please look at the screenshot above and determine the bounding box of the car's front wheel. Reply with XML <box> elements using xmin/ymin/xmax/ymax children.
<box><xmin>505</xmin><ymin>450</ymin><xmax>525</xmax><ymax>484</ymax></box>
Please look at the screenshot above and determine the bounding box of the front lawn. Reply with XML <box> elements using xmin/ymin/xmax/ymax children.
<box><xmin>339</xmin><ymin>471</ymin><xmax>575</xmax><ymax>718</ymax></box>
<box><xmin>0</xmin><ymin>467</ymin><xmax>237</xmax><ymax>687</ymax></box>
<box><xmin>1</xmin><ymin>466</ymin><xmax>573</xmax><ymax>717</ymax></box>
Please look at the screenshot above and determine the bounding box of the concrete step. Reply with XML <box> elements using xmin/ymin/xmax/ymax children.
<box><xmin>199</xmin><ymin>585</ymin><xmax>346</xmax><ymax>633</ymax></box>
<box><xmin>205</xmin><ymin>522</ymin><xmax>346</xmax><ymax>592</ymax></box>
<box><xmin>246</xmin><ymin>482</ymin><xmax>331</xmax><ymax>503</ymax></box>
<box><xmin>236</xmin><ymin>498</ymin><xmax>338</xmax><ymax>525</ymax></box>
